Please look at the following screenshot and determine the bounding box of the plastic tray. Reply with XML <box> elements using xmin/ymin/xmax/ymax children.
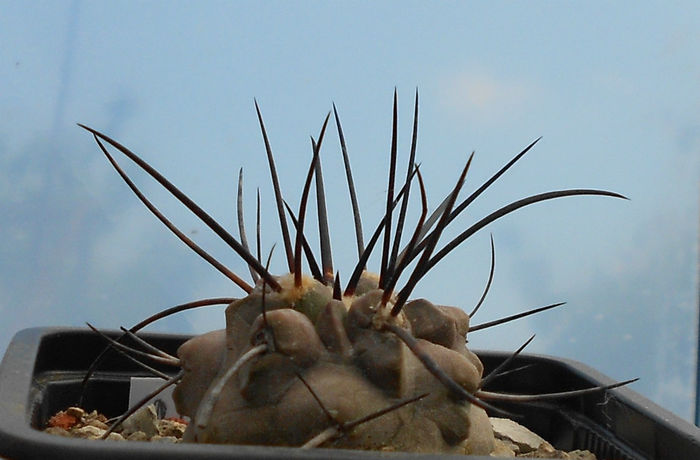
<box><xmin>1</xmin><ymin>327</ymin><xmax>699</xmax><ymax>459</ymax></box>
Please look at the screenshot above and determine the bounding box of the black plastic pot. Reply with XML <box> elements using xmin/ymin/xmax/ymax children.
<box><xmin>1</xmin><ymin>327</ymin><xmax>699</xmax><ymax>459</ymax></box>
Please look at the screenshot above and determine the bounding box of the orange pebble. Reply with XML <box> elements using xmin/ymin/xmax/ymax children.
<box><xmin>47</xmin><ymin>412</ymin><xmax>79</xmax><ymax>430</ymax></box>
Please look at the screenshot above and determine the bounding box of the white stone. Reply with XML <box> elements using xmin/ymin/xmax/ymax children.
<box><xmin>121</xmin><ymin>404</ymin><xmax>159</xmax><ymax>438</ymax></box>
<box><xmin>490</xmin><ymin>417</ymin><xmax>550</xmax><ymax>454</ymax></box>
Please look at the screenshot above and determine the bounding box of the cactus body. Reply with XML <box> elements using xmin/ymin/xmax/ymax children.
<box><xmin>173</xmin><ymin>272</ymin><xmax>494</xmax><ymax>454</ymax></box>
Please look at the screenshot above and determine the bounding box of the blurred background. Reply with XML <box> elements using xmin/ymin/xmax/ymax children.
<box><xmin>1</xmin><ymin>1</ymin><xmax>698</xmax><ymax>421</ymax></box>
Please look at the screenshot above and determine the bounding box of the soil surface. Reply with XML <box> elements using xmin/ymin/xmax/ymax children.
<box><xmin>43</xmin><ymin>405</ymin><xmax>596</xmax><ymax>458</ymax></box>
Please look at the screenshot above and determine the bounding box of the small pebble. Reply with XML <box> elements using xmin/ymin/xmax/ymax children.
<box><xmin>72</xmin><ymin>425</ymin><xmax>106</xmax><ymax>440</ymax></box>
<box><xmin>86</xmin><ymin>418</ymin><xmax>109</xmax><ymax>430</ymax></box>
<box><xmin>150</xmin><ymin>435</ymin><xmax>179</xmax><ymax>443</ymax></box>
<box><xmin>126</xmin><ymin>431</ymin><xmax>149</xmax><ymax>441</ymax></box>
<box><xmin>65</xmin><ymin>407</ymin><xmax>85</xmax><ymax>420</ymax></box>
<box><xmin>568</xmin><ymin>450</ymin><xmax>597</xmax><ymax>460</ymax></box>
<box><xmin>121</xmin><ymin>405</ymin><xmax>159</xmax><ymax>438</ymax></box>
<box><xmin>158</xmin><ymin>419</ymin><xmax>187</xmax><ymax>437</ymax></box>
<box><xmin>44</xmin><ymin>426</ymin><xmax>70</xmax><ymax>437</ymax></box>
<box><xmin>491</xmin><ymin>438</ymin><xmax>517</xmax><ymax>457</ymax></box>
<box><xmin>47</xmin><ymin>411</ymin><xmax>79</xmax><ymax>430</ymax></box>
<box><xmin>491</xmin><ymin>417</ymin><xmax>550</xmax><ymax>454</ymax></box>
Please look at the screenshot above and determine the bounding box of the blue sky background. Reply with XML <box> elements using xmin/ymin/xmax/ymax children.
<box><xmin>1</xmin><ymin>2</ymin><xmax>698</xmax><ymax>421</ymax></box>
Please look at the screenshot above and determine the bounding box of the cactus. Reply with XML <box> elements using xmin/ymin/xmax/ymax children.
<box><xmin>76</xmin><ymin>91</ymin><xmax>633</xmax><ymax>455</ymax></box>
<box><xmin>175</xmin><ymin>273</ymin><xmax>495</xmax><ymax>454</ymax></box>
